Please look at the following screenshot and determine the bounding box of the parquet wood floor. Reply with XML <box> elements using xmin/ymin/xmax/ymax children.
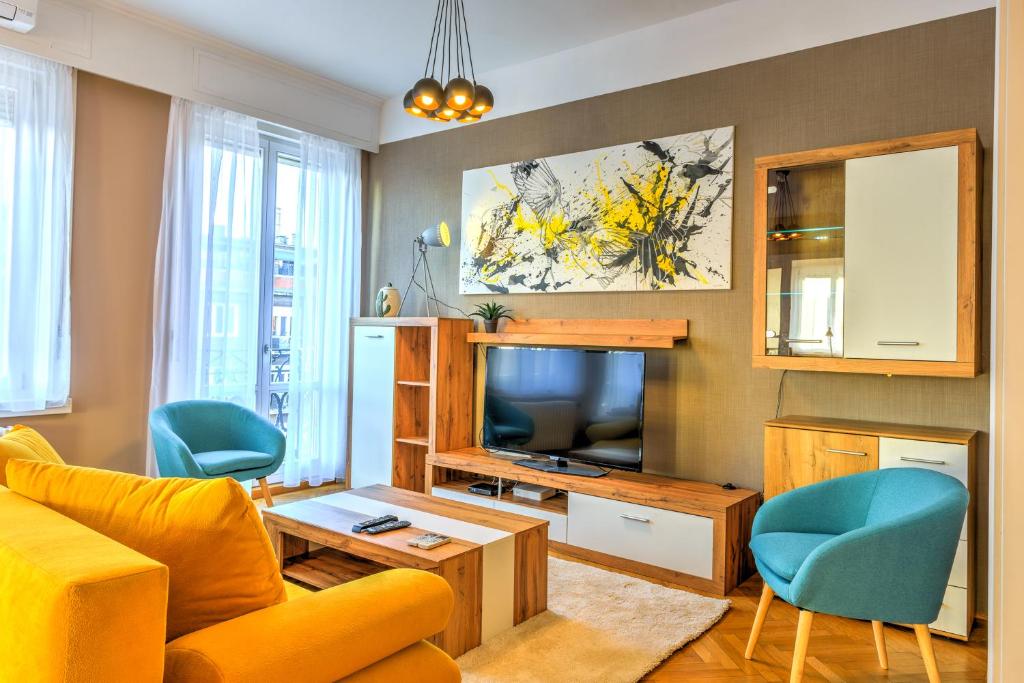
<box><xmin>269</xmin><ymin>486</ymin><xmax>987</xmax><ymax>682</ymax></box>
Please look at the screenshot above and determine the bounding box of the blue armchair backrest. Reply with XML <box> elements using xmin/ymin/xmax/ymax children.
<box><xmin>150</xmin><ymin>400</ymin><xmax>281</xmax><ymax>455</ymax></box>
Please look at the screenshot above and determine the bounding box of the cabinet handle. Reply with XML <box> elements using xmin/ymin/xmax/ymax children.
<box><xmin>900</xmin><ymin>456</ymin><xmax>948</xmax><ymax>465</ymax></box>
<box><xmin>825</xmin><ymin>448</ymin><xmax>867</xmax><ymax>456</ymax></box>
<box><xmin>877</xmin><ymin>341</ymin><xmax>920</xmax><ymax>346</ymax></box>
<box><xmin>364</xmin><ymin>334</ymin><xmax>385</xmax><ymax>339</ymax></box>
<box><xmin>787</xmin><ymin>338</ymin><xmax>822</xmax><ymax>344</ymax></box>
<box><xmin>619</xmin><ymin>513</ymin><xmax>651</xmax><ymax>523</ymax></box>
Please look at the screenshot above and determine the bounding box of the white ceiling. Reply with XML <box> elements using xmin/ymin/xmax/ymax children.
<box><xmin>113</xmin><ymin>0</ymin><xmax>737</xmax><ymax>98</ymax></box>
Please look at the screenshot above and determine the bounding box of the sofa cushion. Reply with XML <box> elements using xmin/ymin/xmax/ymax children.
<box><xmin>750</xmin><ymin>531</ymin><xmax>837</xmax><ymax>581</ymax></box>
<box><xmin>193</xmin><ymin>449</ymin><xmax>277</xmax><ymax>476</ymax></box>
<box><xmin>6</xmin><ymin>460</ymin><xmax>287</xmax><ymax>641</ymax></box>
<box><xmin>0</xmin><ymin>425</ymin><xmax>64</xmax><ymax>486</ymax></box>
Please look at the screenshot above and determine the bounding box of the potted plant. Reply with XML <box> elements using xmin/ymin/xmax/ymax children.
<box><xmin>470</xmin><ymin>301</ymin><xmax>513</xmax><ymax>333</ymax></box>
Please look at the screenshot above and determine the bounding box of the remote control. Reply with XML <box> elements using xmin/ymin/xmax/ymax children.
<box><xmin>364</xmin><ymin>519</ymin><xmax>412</xmax><ymax>535</ymax></box>
<box><xmin>351</xmin><ymin>514</ymin><xmax>399</xmax><ymax>533</ymax></box>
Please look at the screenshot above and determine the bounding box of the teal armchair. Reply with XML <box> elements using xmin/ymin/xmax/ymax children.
<box><xmin>744</xmin><ymin>468</ymin><xmax>968</xmax><ymax>683</ymax></box>
<box><xmin>149</xmin><ymin>400</ymin><xmax>286</xmax><ymax>506</ymax></box>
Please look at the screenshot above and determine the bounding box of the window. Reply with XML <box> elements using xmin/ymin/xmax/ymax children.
<box><xmin>0</xmin><ymin>48</ymin><xmax>74</xmax><ymax>415</ymax></box>
<box><xmin>257</xmin><ymin>138</ymin><xmax>300</xmax><ymax>437</ymax></box>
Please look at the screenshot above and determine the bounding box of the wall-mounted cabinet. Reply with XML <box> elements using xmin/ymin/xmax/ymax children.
<box><xmin>752</xmin><ymin>130</ymin><xmax>981</xmax><ymax>377</ymax></box>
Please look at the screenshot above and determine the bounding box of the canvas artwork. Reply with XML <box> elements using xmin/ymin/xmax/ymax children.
<box><xmin>459</xmin><ymin>126</ymin><xmax>734</xmax><ymax>294</ymax></box>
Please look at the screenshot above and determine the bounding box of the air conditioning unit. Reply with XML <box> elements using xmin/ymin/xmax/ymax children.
<box><xmin>0</xmin><ymin>0</ymin><xmax>36</xmax><ymax>33</ymax></box>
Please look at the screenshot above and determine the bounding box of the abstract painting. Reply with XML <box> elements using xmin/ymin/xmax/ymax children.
<box><xmin>460</xmin><ymin>126</ymin><xmax>733</xmax><ymax>294</ymax></box>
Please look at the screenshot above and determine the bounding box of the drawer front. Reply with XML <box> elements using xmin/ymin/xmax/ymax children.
<box><xmin>493</xmin><ymin>497</ymin><xmax>567</xmax><ymax>543</ymax></box>
<box><xmin>948</xmin><ymin>539</ymin><xmax>968</xmax><ymax>589</ymax></box>
<box><xmin>350</xmin><ymin>327</ymin><xmax>396</xmax><ymax>488</ymax></box>
<box><xmin>566</xmin><ymin>493</ymin><xmax>714</xmax><ymax>579</ymax></box>
<box><xmin>879</xmin><ymin>438</ymin><xmax>969</xmax><ymax>540</ymax></box>
<box><xmin>764</xmin><ymin>427</ymin><xmax>879</xmax><ymax>498</ymax></box>
<box><xmin>878</xmin><ymin>438</ymin><xmax>968</xmax><ymax>484</ymax></box>
<box><xmin>930</xmin><ymin>585</ymin><xmax>969</xmax><ymax>638</ymax></box>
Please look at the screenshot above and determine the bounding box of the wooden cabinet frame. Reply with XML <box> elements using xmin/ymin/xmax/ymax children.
<box><xmin>751</xmin><ymin>129</ymin><xmax>982</xmax><ymax>377</ymax></box>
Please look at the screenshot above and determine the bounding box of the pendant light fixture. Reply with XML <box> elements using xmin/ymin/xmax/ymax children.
<box><xmin>405</xmin><ymin>0</ymin><xmax>493</xmax><ymax>124</ymax></box>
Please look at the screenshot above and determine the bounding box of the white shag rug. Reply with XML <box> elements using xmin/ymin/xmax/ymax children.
<box><xmin>456</xmin><ymin>557</ymin><xmax>730</xmax><ymax>682</ymax></box>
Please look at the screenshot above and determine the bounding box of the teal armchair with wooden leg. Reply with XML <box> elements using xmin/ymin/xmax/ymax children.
<box><xmin>744</xmin><ymin>468</ymin><xmax>968</xmax><ymax>683</ymax></box>
<box><xmin>149</xmin><ymin>400</ymin><xmax>286</xmax><ymax>507</ymax></box>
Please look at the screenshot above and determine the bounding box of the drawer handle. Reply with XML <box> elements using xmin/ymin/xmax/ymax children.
<box><xmin>877</xmin><ymin>341</ymin><xmax>920</xmax><ymax>346</ymax></box>
<box><xmin>786</xmin><ymin>338</ymin><xmax>822</xmax><ymax>344</ymax></box>
<box><xmin>825</xmin><ymin>448</ymin><xmax>867</xmax><ymax>457</ymax></box>
<box><xmin>900</xmin><ymin>456</ymin><xmax>948</xmax><ymax>465</ymax></box>
<box><xmin>619</xmin><ymin>513</ymin><xmax>651</xmax><ymax>523</ymax></box>
<box><xmin>364</xmin><ymin>334</ymin><xmax>385</xmax><ymax>339</ymax></box>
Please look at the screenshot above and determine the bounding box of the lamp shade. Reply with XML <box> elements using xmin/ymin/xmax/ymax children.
<box><xmin>403</xmin><ymin>90</ymin><xmax>428</xmax><ymax>118</ymax></box>
<box><xmin>412</xmin><ymin>77</ymin><xmax>444</xmax><ymax>110</ymax></box>
<box><xmin>420</xmin><ymin>222</ymin><xmax>451</xmax><ymax>248</ymax></box>
<box><xmin>444</xmin><ymin>77</ymin><xmax>475</xmax><ymax>111</ymax></box>
<box><xmin>470</xmin><ymin>85</ymin><xmax>493</xmax><ymax>114</ymax></box>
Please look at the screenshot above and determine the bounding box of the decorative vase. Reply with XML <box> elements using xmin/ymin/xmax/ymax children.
<box><xmin>483</xmin><ymin>319</ymin><xmax>499</xmax><ymax>333</ymax></box>
<box><xmin>375</xmin><ymin>283</ymin><xmax>400</xmax><ymax>317</ymax></box>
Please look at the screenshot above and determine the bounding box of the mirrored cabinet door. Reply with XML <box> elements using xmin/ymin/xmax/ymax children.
<box><xmin>764</xmin><ymin>163</ymin><xmax>845</xmax><ymax>358</ymax></box>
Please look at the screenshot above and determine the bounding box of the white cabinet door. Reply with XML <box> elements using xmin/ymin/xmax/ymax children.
<box><xmin>349</xmin><ymin>326</ymin><xmax>395</xmax><ymax>488</ymax></box>
<box><xmin>844</xmin><ymin>146</ymin><xmax>959</xmax><ymax>361</ymax></box>
<box><xmin>567</xmin><ymin>493</ymin><xmax>714</xmax><ymax>579</ymax></box>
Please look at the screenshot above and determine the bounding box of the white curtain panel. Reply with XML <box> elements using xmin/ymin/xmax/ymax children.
<box><xmin>148</xmin><ymin>98</ymin><xmax>263</xmax><ymax>475</ymax></box>
<box><xmin>0</xmin><ymin>47</ymin><xmax>73</xmax><ymax>413</ymax></box>
<box><xmin>282</xmin><ymin>134</ymin><xmax>361</xmax><ymax>487</ymax></box>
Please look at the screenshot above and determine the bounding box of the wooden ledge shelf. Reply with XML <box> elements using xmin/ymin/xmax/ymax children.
<box><xmin>395</xmin><ymin>436</ymin><xmax>430</xmax><ymax>446</ymax></box>
<box><xmin>467</xmin><ymin>318</ymin><xmax>689</xmax><ymax>349</ymax></box>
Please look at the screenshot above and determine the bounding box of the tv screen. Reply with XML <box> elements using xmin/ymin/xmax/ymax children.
<box><xmin>482</xmin><ymin>346</ymin><xmax>645</xmax><ymax>472</ymax></box>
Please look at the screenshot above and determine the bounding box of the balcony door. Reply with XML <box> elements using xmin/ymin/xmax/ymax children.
<box><xmin>256</xmin><ymin>138</ymin><xmax>300</xmax><ymax>480</ymax></box>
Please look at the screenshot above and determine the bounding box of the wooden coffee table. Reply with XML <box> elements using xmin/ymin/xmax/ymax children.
<box><xmin>262</xmin><ymin>484</ymin><xmax>548</xmax><ymax>657</ymax></box>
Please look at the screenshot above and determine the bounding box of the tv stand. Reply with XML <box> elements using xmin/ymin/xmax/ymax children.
<box><xmin>426</xmin><ymin>447</ymin><xmax>760</xmax><ymax>596</ymax></box>
<box><xmin>515</xmin><ymin>457</ymin><xmax>608</xmax><ymax>478</ymax></box>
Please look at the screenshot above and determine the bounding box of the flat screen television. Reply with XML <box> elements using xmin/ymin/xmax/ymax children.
<box><xmin>482</xmin><ymin>346</ymin><xmax>645</xmax><ymax>477</ymax></box>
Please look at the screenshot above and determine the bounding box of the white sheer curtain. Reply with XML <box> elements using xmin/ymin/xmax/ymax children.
<box><xmin>148</xmin><ymin>98</ymin><xmax>263</xmax><ymax>475</ymax></box>
<box><xmin>0</xmin><ymin>47</ymin><xmax>73</xmax><ymax>413</ymax></box>
<box><xmin>282</xmin><ymin>134</ymin><xmax>361</xmax><ymax>487</ymax></box>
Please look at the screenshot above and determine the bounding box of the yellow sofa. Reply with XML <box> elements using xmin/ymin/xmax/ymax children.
<box><xmin>0</xmin><ymin>450</ymin><xmax>461</xmax><ymax>683</ymax></box>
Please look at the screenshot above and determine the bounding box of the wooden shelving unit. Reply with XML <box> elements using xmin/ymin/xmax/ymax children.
<box><xmin>467</xmin><ymin>318</ymin><xmax>688</xmax><ymax>349</ymax></box>
<box><xmin>350</xmin><ymin>317</ymin><xmax>474</xmax><ymax>493</ymax></box>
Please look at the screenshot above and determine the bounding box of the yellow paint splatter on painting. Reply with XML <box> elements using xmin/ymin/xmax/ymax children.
<box><xmin>656</xmin><ymin>254</ymin><xmax>676</xmax><ymax>276</ymax></box>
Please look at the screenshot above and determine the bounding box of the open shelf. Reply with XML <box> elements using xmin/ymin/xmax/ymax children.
<box><xmin>282</xmin><ymin>548</ymin><xmax>389</xmax><ymax>590</ymax></box>
<box><xmin>432</xmin><ymin>476</ymin><xmax>569</xmax><ymax>515</ymax></box>
<box><xmin>467</xmin><ymin>318</ymin><xmax>688</xmax><ymax>349</ymax></box>
<box><xmin>395</xmin><ymin>435</ymin><xmax>430</xmax><ymax>446</ymax></box>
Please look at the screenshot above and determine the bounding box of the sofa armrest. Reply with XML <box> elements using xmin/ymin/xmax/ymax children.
<box><xmin>164</xmin><ymin>568</ymin><xmax>455</xmax><ymax>683</ymax></box>
<box><xmin>0</xmin><ymin>489</ymin><xmax>169</xmax><ymax>683</ymax></box>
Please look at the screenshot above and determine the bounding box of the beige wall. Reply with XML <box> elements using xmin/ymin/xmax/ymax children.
<box><xmin>989</xmin><ymin>0</ymin><xmax>1024</xmax><ymax>678</ymax></box>
<box><xmin>0</xmin><ymin>73</ymin><xmax>170</xmax><ymax>475</ymax></box>
<box><xmin>366</xmin><ymin>11</ymin><xmax>995</xmax><ymax>607</ymax></box>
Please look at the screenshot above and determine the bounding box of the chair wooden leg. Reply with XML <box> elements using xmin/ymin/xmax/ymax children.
<box><xmin>745</xmin><ymin>583</ymin><xmax>775</xmax><ymax>659</ymax></box>
<box><xmin>790</xmin><ymin>610</ymin><xmax>814</xmax><ymax>683</ymax></box>
<box><xmin>871</xmin><ymin>620</ymin><xmax>888</xmax><ymax>670</ymax></box>
<box><xmin>257</xmin><ymin>477</ymin><xmax>274</xmax><ymax>507</ymax></box>
<box><xmin>914</xmin><ymin>624</ymin><xmax>941</xmax><ymax>683</ymax></box>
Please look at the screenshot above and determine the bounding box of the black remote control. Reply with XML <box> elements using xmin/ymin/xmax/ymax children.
<box><xmin>352</xmin><ymin>514</ymin><xmax>399</xmax><ymax>533</ymax></box>
<box><xmin>364</xmin><ymin>520</ymin><xmax>412</xmax><ymax>535</ymax></box>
